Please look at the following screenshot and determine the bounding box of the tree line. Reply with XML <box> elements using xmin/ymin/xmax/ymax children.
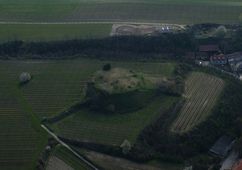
<box><xmin>0</xmin><ymin>33</ymin><xmax>195</xmax><ymax>60</ymax></box>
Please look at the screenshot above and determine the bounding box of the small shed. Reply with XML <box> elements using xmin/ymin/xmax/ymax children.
<box><xmin>209</xmin><ymin>135</ymin><xmax>235</xmax><ymax>158</ymax></box>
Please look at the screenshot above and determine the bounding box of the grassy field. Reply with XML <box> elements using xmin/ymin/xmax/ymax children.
<box><xmin>19</xmin><ymin>60</ymin><xmax>175</xmax><ymax>119</ymax></box>
<box><xmin>50</xmin><ymin>95</ymin><xmax>179</xmax><ymax>145</ymax></box>
<box><xmin>0</xmin><ymin>0</ymin><xmax>241</xmax><ymax>41</ymax></box>
<box><xmin>0</xmin><ymin>59</ymin><xmax>175</xmax><ymax>169</ymax></box>
<box><xmin>0</xmin><ymin>24</ymin><xmax>112</xmax><ymax>42</ymax></box>
<box><xmin>0</xmin><ymin>62</ymin><xmax>47</xmax><ymax>170</ymax></box>
<box><xmin>171</xmin><ymin>72</ymin><xmax>225</xmax><ymax>133</ymax></box>
<box><xmin>0</xmin><ymin>0</ymin><xmax>242</xmax><ymax>24</ymax></box>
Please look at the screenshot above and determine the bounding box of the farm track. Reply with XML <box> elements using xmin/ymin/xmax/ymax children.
<box><xmin>0</xmin><ymin>21</ymin><xmax>186</xmax><ymax>30</ymax></box>
<box><xmin>171</xmin><ymin>72</ymin><xmax>224</xmax><ymax>133</ymax></box>
<box><xmin>41</xmin><ymin>125</ymin><xmax>98</xmax><ymax>170</ymax></box>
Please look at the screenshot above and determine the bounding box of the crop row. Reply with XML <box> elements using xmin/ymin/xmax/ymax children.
<box><xmin>171</xmin><ymin>72</ymin><xmax>224</xmax><ymax>133</ymax></box>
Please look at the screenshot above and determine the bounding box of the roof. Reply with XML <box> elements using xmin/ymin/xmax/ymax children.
<box><xmin>199</xmin><ymin>45</ymin><xmax>219</xmax><ymax>52</ymax></box>
<box><xmin>227</xmin><ymin>52</ymin><xmax>242</xmax><ymax>64</ymax></box>
<box><xmin>209</xmin><ymin>135</ymin><xmax>234</xmax><ymax>157</ymax></box>
<box><xmin>232</xmin><ymin>160</ymin><xmax>242</xmax><ymax>170</ymax></box>
<box><xmin>211</xmin><ymin>54</ymin><xmax>226</xmax><ymax>61</ymax></box>
<box><xmin>227</xmin><ymin>52</ymin><xmax>242</xmax><ymax>59</ymax></box>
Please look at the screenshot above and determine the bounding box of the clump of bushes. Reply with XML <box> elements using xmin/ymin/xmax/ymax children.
<box><xmin>215</xmin><ymin>25</ymin><xmax>227</xmax><ymax>38</ymax></box>
<box><xmin>120</xmin><ymin>139</ymin><xmax>132</xmax><ymax>154</ymax></box>
<box><xmin>103</xmin><ymin>63</ymin><xmax>111</xmax><ymax>71</ymax></box>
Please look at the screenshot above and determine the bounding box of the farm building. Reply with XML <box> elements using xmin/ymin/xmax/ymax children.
<box><xmin>210</xmin><ymin>54</ymin><xmax>227</xmax><ymax>65</ymax></box>
<box><xmin>196</xmin><ymin>45</ymin><xmax>220</xmax><ymax>60</ymax></box>
<box><xmin>227</xmin><ymin>52</ymin><xmax>242</xmax><ymax>72</ymax></box>
<box><xmin>209</xmin><ymin>135</ymin><xmax>234</xmax><ymax>158</ymax></box>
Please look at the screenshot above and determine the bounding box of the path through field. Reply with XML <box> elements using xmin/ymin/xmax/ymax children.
<box><xmin>41</xmin><ymin>125</ymin><xmax>98</xmax><ymax>170</ymax></box>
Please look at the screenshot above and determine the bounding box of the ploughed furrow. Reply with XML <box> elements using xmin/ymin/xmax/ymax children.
<box><xmin>182</xmin><ymin>76</ymin><xmax>220</xmax><ymax>131</ymax></box>
<box><xmin>172</xmin><ymin>73</ymin><xmax>206</xmax><ymax>130</ymax></box>
<box><xmin>171</xmin><ymin>72</ymin><xmax>224</xmax><ymax>133</ymax></box>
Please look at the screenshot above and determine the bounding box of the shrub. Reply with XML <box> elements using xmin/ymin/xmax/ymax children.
<box><xmin>103</xmin><ymin>63</ymin><xmax>111</xmax><ymax>71</ymax></box>
<box><xmin>19</xmin><ymin>72</ymin><xmax>31</xmax><ymax>84</ymax></box>
<box><xmin>215</xmin><ymin>25</ymin><xmax>227</xmax><ymax>38</ymax></box>
<box><xmin>120</xmin><ymin>139</ymin><xmax>132</xmax><ymax>154</ymax></box>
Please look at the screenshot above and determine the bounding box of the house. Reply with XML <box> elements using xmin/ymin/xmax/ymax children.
<box><xmin>210</xmin><ymin>54</ymin><xmax>227</xmax><ymax>65</ymax></box>
<box><xmin>209</xmin><ymin>136</ymin><xmax>235</xmax><ymax>158</ymax></box>
<box><xmin>196</xmin><ymin>45</ymin><xmax>220</xmax><ymax>60</ymax></box>
<box><xmin>226</xmin><ymin>52</ymin><xmax>242</xmax><ymax>72</ymax></box>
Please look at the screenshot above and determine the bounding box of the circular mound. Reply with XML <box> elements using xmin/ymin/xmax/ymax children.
<box><xmin>93</xmin><ymin>68</ymin><xmax>152</xmax><ymax>94</ymax></box>
<box><xmin>84</xmin><ymin>68</ymin><xmax>158</xmax><ymax>113</ymax></box>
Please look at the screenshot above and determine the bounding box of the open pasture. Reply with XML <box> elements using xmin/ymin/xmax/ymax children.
<box><xmin>0</xmin><ymin>0</ymin><xmax>242</xmax><ymax>24</ymax></box>
<box><xmin>51</xmin><ymin>95</ymin><xmax>179</xmax><ymax>146</ymax></box>
<box><xmin>171</xmin><ymin>72</ymin><xmax>225</xmax><ymax>133</ymax></box>
<box><xmin>0</xmin><ymin>59</ymin><xmax>175</xmax><ymax>169</ymax></box>
<box><xmin>0</xmin><ymin>66</ymin><xmax>46</xmax><ymax>170</ymax></box>
<box><xmin>0</xmin><ymin>60</ymin><xmax>175</xmax><ymax>119</ymax></box>
<box><xmin>0</xmin><ymin>24</ymin><xmax>112</xmax><ymax>42</ymax></box>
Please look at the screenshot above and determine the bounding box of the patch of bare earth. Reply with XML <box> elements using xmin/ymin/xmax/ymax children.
<box><xmin>46</xmin><ymin>156</ymin><xmax>74</xmax><ymax>170</ymax></box>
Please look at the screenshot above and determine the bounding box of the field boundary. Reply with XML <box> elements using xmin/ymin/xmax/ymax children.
<box><xmin>41</xmin><ymin>124</ymin><xmax>99</xmax><ymax>170</ymax></box>
<box><xmin>0</xmin><ymin>21</ymin><xmax>186</xmax><ymax>28</ymax></box>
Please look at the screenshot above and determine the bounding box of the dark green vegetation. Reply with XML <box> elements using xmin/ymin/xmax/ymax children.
<box><xmin>0</xmin><ymin>33</ymin><xmax>195</xmax><ymax>60</ymax></box>
<box><xmin>1</xmin><ymin>25</ymin><xmax>242</xmax><ymax>61</ymax></box>
<box><xmin>0</xmin><ymin>0</ymin><xmax>242</xmax><ymax>24</ymax></box>
<box><xmin>132</xmin><ymin>67</ymin><xmax>242</xmax><ymax>168</ymax></box>
<box><xmin>0</xmin><ymin>24</ymin><xmax>112</xmax><ymax>42</ymax></box>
